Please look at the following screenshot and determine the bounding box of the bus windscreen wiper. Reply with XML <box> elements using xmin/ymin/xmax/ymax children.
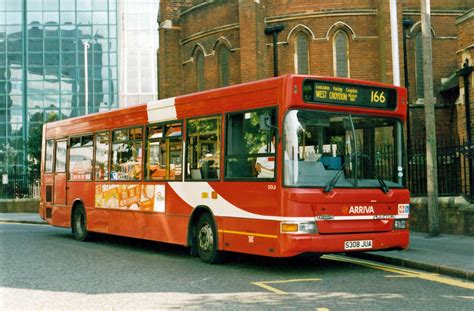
<box><xmin>377</xmin><ymin>174</ymin><xmax>390</xmax><ymax>194</ymax></box>
<box><xmin>359</xmin><ymin>152</ymin><xmax>390</xmax><ymax>194</ymax></box>
<box><xmin>323</xmin><ymin>157</ymin><xmax>350</xmax><ymax>193</ymax></box>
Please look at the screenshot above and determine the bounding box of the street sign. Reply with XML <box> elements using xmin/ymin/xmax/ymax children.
<box><xmin>2</xmin><ymin>174</ymin><xmax>8</xmax><ymax>185</ymax></box>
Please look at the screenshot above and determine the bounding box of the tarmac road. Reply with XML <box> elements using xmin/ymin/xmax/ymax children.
<box><xmin>1</xmin><ymin>223</ymin><xmax>473</xmax><ymax>310</ymax></box>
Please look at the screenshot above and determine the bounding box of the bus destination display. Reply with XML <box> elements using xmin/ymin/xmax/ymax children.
<box><xmin>303</xmin><ymin>79</ymin><xmax>397</xmax><ymax>109</ymax></box>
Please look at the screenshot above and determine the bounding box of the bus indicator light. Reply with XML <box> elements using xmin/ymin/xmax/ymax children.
<box><xmin>281</xmin><ymin>223</ymin><xmax>299</xmax><ymax>232</ymax></box>
<box><xmin>281</xmin><ymin>222</ymin><xmax>317</xmax><ymax>234</ymax></box>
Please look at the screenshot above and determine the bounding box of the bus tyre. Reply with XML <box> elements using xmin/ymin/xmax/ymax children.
<box><xmin>72</xmin><ymin>205</ymin><xmax>90</xmax><ymax>241</ymax></box>
<box><xmin>196</xmin><ymin>213</ymin><xmax>224</xmax><ymax>264</ymax></box>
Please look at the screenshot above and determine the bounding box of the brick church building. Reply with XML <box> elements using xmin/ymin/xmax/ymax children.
<box><xmin>157</xmin><ymin>0</ymin><xmax>473</xmax><ymax>145</ymax></box>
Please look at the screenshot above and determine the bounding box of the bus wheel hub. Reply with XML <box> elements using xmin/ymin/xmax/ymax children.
<box><xmin>198</xmin><ymin>223</ymin><xmax>213</xmax><ymax>253</ymax></box>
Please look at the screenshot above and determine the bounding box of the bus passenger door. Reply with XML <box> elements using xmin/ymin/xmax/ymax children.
<box><xmin>42</xmin><ymin>139</ymin><xmax>55</xmax><ymax>220</ymax></box>
<box><xmin>53</xmin><ymin>140</ymin><xmax>68</xmax><ymax>209</ymax></box>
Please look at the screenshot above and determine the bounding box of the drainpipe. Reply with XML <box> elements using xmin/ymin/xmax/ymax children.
<box><xmin>403</xmin><ymin>18</ymin><xmax>414</xmax><ymax>151</ymax></box>
<box><xmin>457</xmin><ymin>58</ymin><xmax>473</xmax><ymax>200</ymax></box>
<box><xmin>265</xmin><ymin>25</ymin><xmax>284</xmax><ymax>77</ymax></box>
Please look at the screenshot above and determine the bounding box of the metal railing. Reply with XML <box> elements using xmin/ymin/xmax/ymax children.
<box><xmin>0</xmin><ymin>174</ymin><xmax>40</xmax><ymax>199</ymax></box>
<box><xmin>408</xmin><ymin>138</ymin><xmax>473</xmax><ymax>202</ymax></box>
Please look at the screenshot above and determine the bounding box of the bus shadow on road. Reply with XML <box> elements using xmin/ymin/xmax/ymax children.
<box><xmin>225</xmin><ymin>252</ymin><xmax>354</xmax><ymax>271</ymax></box>
<box><xmin>70</xmin><ymin>231</ymin><xmax>192</xmax><ymax>258</ymax></box>
<box><xmin>59</xmin><ymin>230</ymin><xmax>356</xmax><ymax>272</ymax></box>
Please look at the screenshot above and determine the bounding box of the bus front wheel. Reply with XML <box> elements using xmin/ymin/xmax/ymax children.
<box><xmin>196</xmin><ymin>213</ymin><xmax>224</xmax><ymax>264</ymax></box>
<box><xmin>72</xmin><ymin>204</ymin><xmax>90</xmax><ymax>241</ymax></box>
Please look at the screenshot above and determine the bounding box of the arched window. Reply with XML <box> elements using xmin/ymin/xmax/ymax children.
<box><xmin>218</xmin><ymin>45</ymin><xmax>230</xmax><ymax>87</ymax></box>
<box><xmin>415</xmin><ymin>32</ymin><xmax>424</xmax><ymax>99</ymax></box>
<box><xmin>196</xmin><ymin>49</ymin><xmax>205</xmax><ymax>91</ymax></box>
<box><xmin>333</xmin><ymin>30</ymin><xmax>349</xmax><ymax>78</ymax></box>
<box><xmin>295</xmin><ymin>32</ymin><xmax>309</xmax><ymax>74</ymax></box>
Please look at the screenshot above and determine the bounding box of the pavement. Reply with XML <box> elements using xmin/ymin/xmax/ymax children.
<box><xmin>1</xmin><ymin>213</ymin><xmax>473</xmax><ymax>281</ymax></box>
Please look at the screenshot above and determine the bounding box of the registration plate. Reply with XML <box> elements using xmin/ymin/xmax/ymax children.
<box><xmin>344</xmin><ymin>240</ymin><xmax>373</xmax><ymax>250</ymax></box>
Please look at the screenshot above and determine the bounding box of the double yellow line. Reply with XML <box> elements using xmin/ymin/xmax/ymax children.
<box><xmin>252</xmin><ymin>254</ymin><xmax>474</xmax><ymax>295</ymax></box>
<box><xmin>325</xmin><ymin>255</ymin><xmax>474</xmax><ymax>290</ymax></box>
<box><xmin>252</xmin><ymin>278</ymin><xmax>322</xmax><ymax>295</ymax></box>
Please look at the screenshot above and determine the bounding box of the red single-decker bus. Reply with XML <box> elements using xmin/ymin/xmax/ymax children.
<box><xmin>40</xmin><ymin>75</ymin><xmax>410</xmax><ymax>263</ymax></box>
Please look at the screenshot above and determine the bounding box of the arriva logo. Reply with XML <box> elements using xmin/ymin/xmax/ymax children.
<box><xmin>349</xmin><ymin>205</ymin><xmax>375</xmax><ymax>214</ymax></box>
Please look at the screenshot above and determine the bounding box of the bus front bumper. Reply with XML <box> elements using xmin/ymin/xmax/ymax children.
<box><xmin>279</xmin><ymin>230</ymin><xmax>410</xmax><ymax>257</ymax></box>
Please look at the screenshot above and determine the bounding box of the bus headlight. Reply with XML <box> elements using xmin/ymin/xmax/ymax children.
<box><xmin>281</xmin><ymin>222</ymin><xmax>318</xmax><ymax>234</ymax></box>
<box><xmin>394</xmin><ymin>219</ymin><xmax>408</xmax><ymax>230</ymax></box>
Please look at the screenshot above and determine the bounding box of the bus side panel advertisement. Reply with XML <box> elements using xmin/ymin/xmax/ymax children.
<box><xmin>95</xmin><ymin>184</ymin><xmax>165</xmax><ymax>212</ymax></box>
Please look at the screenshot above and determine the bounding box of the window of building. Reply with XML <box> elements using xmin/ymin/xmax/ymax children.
<box><xmin>186</xmin><ymin>116</ymin><xmax>221</xmax><ymax>180</ymax></box>
<box><xmin>225</xmin><ymin>108</ymin><xmax>277</xmax><ymax>180</ymax></box>
<box><xmin>2</xmin><ymin>0</ymin><xmax>120</xmax><ymax>196</ymax></box>
<box><xmin>295</xmin><ymin>32</ymin><xmax>309</xmax><ymax>74</ymax></box>
<box><xmin>111</xmin><ymin>127</ymin><xmax>143</xmax><ymax>180</ymax></box>
<box><xmin>69</xmin><ymin>135</ymin><xmax>94</xmax><ymax>180</ymax></box>
<box><xmin>146</xmin><ymin>122</ymin><xmax>183</xmax><ymax>181</ymax></box>
<box><xmin>415</xmin><ymin>31</ymin><xmax>424</xmax><ymax>99</ymax></box>
<box><xmin>45</xmin><ymin>139</ymin><xmax>55</xmax><ymax>173</ymax></box>
<box><xmin>94</xmin><ymin>131</ymin><xmax>110</xmax><ymax>181</ymax></box>
<box><xmin>55</xmin><ymin>140</ymin><xmax>67</xmax><ymax>173</ymax></box>
<box><xmin>334</xmin><ymin>31</ymin><xmax>349</xmax><ymax>78</ymax></box>
<box><xmin>218</xmin><ymin>45</ymin><xmax>230</xmax><ymax>87</ymax></box>
<box><xmin>196</xmin><ymin>49</ymin><xmax>205</xmax><ymax>91</ymax></box>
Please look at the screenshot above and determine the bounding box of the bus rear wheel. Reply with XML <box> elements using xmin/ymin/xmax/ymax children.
<box><xmin>72</xmin><ymin>204</ymin><xmax>90</xmax><ymax>241</ymax></box>
<box><xmin>196</xmin><ymin>213</ymin><xmax>224</xmax><ymax>264</ymax></box>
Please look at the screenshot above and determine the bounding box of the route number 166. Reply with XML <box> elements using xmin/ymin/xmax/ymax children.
<box><xmin>371</xmin><ymin>91</ymin><xmax>386</xmax><ymax>103</ymax></box>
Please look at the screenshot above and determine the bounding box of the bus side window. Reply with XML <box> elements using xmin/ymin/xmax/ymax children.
<box><xmin>45</xmin><ymin>140</ymin><xmax>55</xmax><ymax>173</ymax></box>
<box><xmin>111</xmin><ymin>127</ymin><xmax>143</xmax><ymax>181</ymax></box>
<box><xmin>145</xmin><ymin>122</ymin><xmax>183</xmax><ymax>181</ymax></box>
<box><xmin>185</xmin><ymin>116</ymin><xmax>221</xmax><ymax>181</ymax></box>
<box><xmin>225</xmin><ymin>108</ymin><xmax>277</xmax><ymax>180</ymax></box>
<box><xmin>69</xmin><ymin>135</ymin><xmax>94</xmax><ymax>181</ymax></box>
<box><xmin>55</xmin><ymin>140</ymin><xmax>67</xmax><ymax>173</ymax></box>
<box><xmin>94</xmin><ymin>132</ymin><xmax>110</xmax><ymax>181</ymax></box>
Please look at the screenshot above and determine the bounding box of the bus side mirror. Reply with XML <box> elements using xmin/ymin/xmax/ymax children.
<box><xmin>259</xmin><ymin>113</ymin><xmax>272</xmax><ymax>131</ymax></box>
<box><xmin>259</xmin><ymin>112</ymin><xmax>280</xmax><ymax>143</ymax></box>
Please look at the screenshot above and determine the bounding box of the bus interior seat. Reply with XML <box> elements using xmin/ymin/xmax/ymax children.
<box><xmin>320</xmin><ymin>156</ymin><xmax>342</xmax><ymax>170</ymax></box>
<box><xmin>191</xmin><ymin>169</ymin><xmax>202</xmax><ymax>180</ymax></box>
<box><xmin>201</xmin><ymin>161</ymin><xmax>218</xmax><ymax>179</ymax></box>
